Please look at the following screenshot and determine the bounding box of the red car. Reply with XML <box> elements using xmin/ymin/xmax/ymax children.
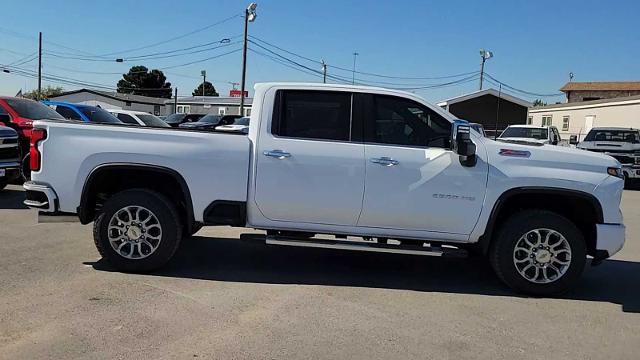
<box><xmin>0</xmin><ymin>96</ymin><xmax>65</xmax><ymax>178</ymax></box>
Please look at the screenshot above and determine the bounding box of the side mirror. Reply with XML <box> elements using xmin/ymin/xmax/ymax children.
<box><xmin>569</xmin><ymin>135</ymin><xmax>578</xmax><ymax>145</ymax></box>
<box><xmin>452</xmin><ymin>120</ymin><xmax>477</xmax><ymax>167</ymax></box>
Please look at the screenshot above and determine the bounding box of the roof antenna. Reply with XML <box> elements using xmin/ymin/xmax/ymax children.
<box><xmin>569</xmin><ymin>72</ymin><xmax>574</xmax><ymax>82</ymax></box>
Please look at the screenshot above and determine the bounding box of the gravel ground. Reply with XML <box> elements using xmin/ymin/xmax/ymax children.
<box><xmin>1</xmin><ymin>184</ymin><xmax>639</xmax><ymax>359</ymax></box>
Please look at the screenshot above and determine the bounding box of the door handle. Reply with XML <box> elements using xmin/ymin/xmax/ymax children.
<box><xmin>263</xmin><ymin>149</ymin><xmax>291</xmax><ymax>159</ymax></box>
<box><xmin>371</xmin><ymin>157</ymin><xmax>399</xmax><ymax>166</ymax></box>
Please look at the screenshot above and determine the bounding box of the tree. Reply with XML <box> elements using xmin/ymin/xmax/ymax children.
<box><xmin>192</xmin><ymin>81</ymin><xmax>219</xmax><ymax>96</ymax></box>
<box><xmin>117</xmin><ymin>65</ymin><xmax>172</xmax><ymax>98</ymax></box>
<box><xmin>532</xmin><ymin>99</ymin><xmax>547</xmax><ymax>107</ymax></box>
<box><xmin>23</xmin><ymin>85</ymin><xmax>64</xmax><ymax>100</ymax></box>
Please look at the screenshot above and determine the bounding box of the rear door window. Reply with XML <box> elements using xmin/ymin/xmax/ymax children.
<box><xmin>116</xmin><ymin>113</ymin><xmax>139</xmax><ymax>125</ymax></box>
<box><xmin>272</xmin><ymin>90</ymin><xmax>352</xmax><ymax>141</ymax></box>
<box><xmin>54</xmin><ymin>105</ymin><xmax>83</xmax><ymax>121</ymax></box>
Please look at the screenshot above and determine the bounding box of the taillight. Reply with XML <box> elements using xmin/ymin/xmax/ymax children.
<box><xmin>30</xmin><ymin>128</ymin><xmax>47</xmax><ymax>172</ymax></box>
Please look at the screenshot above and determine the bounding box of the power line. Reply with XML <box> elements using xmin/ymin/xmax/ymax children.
<box><xmin>160</xmin><ymin>48</ymin><xmax>243</xmax><ymax>70</ymax></box>
<box><xmin>98</xmin><ymin>13</ymin><xmax>242</xmax><ymax>56</ymax></box>
<box><xmin>249</xmin><ymin>35</ymin><xmax>479</xmax><ymax>80</ymax></box>
<box><xmin>484</xmin><ymin>73</ymin><xmax>564</xmax><ymax>98</ymax></box>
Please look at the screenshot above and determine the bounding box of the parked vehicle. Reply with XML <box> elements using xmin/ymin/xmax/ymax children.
<box><xmin>469</xmin><ymin>122</ymin><xmax>486</xmax><ymax>137</ymax></box>
<box><xmin>498</xmin><ymin>125</ymin><xmax>563</xmax><ymax>145</ymax></box>
<box><xmin>0</xmin><ymin>126</ymin><xmax>21</xmax><ymax>190</ymax></box>
<box><xmin>42</xmin><ymin>101</ymin><xmax>121</xmax><ymax>124</ymax></box>
<box><xmin>577</xmin><ymin>127</ymin><xmax>640</xmax><ymax>184</ymax></box>
<box><xmin>24</xmin><ymin>83</ymin><xmax>625</xmax><ymax>296</ymax></box>
<box><xmin>179</xmin><ymin>114</ymin><xmax>242</xmax><ymax>131</ymax></box>
<box><xmin>215</xmin><ymin>116</ymin><xmax>250</xmax><ymax>134</ymax></box>
<box><xmin>163</xmin><ymin>113</ymin><xmax>203</xmax><ymax>127</ymax></box>
<box><xmin>0</xmin><ymin>96</ymin><xmax>66</xmax><ymax>179</ymax></box>
<box><xmin>108</xmin><ymin>109</ymin><xmax>170</xmax><ymax>127</ymax></box>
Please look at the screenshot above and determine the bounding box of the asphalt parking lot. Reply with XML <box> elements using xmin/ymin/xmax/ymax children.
<box><xmin>1</xmin><ymin>185</ymin><xmax>639</xmax><ymax>359</ymax></box>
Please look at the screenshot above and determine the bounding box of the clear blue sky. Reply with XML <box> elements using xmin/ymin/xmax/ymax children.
<box><xmin>1</xmin><ymin>0</ymin><xmax>638</xmax><ymax>103</ymax></box>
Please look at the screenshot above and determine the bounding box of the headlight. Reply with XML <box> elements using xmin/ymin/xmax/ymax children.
<box><xmin>608</xmin><ymin>167</ymin><xmax>624</xmax><ymax>179</ymax></box>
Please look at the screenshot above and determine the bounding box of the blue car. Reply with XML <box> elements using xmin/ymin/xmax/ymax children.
<box><xmin>42</xmin><ymin>101</ymin><xmax>121</xmax><ymax>124</ymax></box>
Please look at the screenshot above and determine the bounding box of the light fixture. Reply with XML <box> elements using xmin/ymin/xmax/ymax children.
<box><xmin>247</xmin><ymin>3</ymin><xmax>257</xmax><ymax>22</ymax></box>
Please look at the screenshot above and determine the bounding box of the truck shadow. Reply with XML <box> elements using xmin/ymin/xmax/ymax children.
<box><xmin>87</xmin><ymin>235</ymin><xmax>640</xmax><ymax>314</ymax></box>
<box><xmin>0</xmin><ymin>187</ymin><xmax>28</xmax><ymax>209</ymax></box>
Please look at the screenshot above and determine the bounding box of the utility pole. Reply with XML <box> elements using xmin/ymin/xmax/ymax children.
<box><xmin>352</xmin><ymin>52</ymin><xmax>359</xmax><ymax>85</ymax></box>
<box><xmin>240</xmin><ymin>3</ymin><xmax>257</xmax><ymax>116</ymax></box>
<box><xmin>478</xmin><ymin>49</ymin><xmax>493</xmax><ymax>90</ymax></box>
<box><xmin>37</xmin><ymin>32</ymin><xmax>42</xmax><ymax>100</ymax></box>
<box><xmin>201</xmin><ymin>70</ymin><xmax>206</xmax><ymax>97</ymax></box>
<box><xmin>494</xmin><ymin>83</ymin><xmax>502</xmax><ymax>140</ymax></box>
<box><xmin>321</xmin><ymin>60</ymin><xmax>327</xmax><ymax>83</ymax></box>
<box><xmin>174</xmin><ymin>87</ymin><xmax>178</xmax><ymax>114</ymax></box>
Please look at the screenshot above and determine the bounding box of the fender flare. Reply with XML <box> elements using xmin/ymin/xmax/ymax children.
<box><xmin>77</xmin><ymin>163</ymin><xmax>195</xmax><ymax>233</ymax></box>
<box><xmin>477</xmin><ymin>186</ymin><xmax>604</xmax><ymax>254</ymax></box>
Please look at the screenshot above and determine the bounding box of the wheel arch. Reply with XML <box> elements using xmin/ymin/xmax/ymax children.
<box><xmin>78</xmin><ymin>163</ymin><xmax>195</xmax><ymax>234</ymax></box>
<box><xmin>477</xmin><ymin>187</ymin><xmax>604</xmax><ymax>256</ymax></box>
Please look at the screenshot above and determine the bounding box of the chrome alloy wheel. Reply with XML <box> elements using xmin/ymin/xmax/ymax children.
<box><xmin>513</xmin><ymin>228</ymin><xmax>572</xmax><ymax>284</ymax></box>
<box><xmin>107</xmin><ymin>205</ymin><xmax>163</xmax><ymax>260</ymax></box>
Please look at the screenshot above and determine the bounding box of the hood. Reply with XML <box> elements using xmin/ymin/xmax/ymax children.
<box><xmin>484</xmin><ymin>137</ymin><xmax>620</xmax><ymax>172</ymax></box>
<box><xmin>498</xmin><ymin>137</ymin><xmax>548</xmax><ymax>144</ymax></box>
<box><xmin>0</xmin><ymin>126</ymin><xmax>18</xmax><ymax>138</ymax></box>
<box><xmin>577</xmin><ymin>141</ymin><xmax>640</xmax><ymax>152</ymax></box>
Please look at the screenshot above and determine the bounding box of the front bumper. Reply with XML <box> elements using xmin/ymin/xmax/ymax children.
<box><xmin>594</xmin><ymin>223</ymin><xmax>625</xmax><ymax>260</ymax></box>
<box><xmin>23</xmin><ymin>181</ymin><xmax>58</xmax><ymax>212</ymax></box>
<box><xmin>622</xmin><ymin>165</ymin><xmax>640</xmax><ymax>179</ymax></box>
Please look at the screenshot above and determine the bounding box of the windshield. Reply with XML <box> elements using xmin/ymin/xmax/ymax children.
<box><xmin>137</xmin><ymin>114</ymin><xmax>170</xmax><ymax>127</ymax></box>
<box><xmin>198</xmin><ymin>114</ymin><xmax>223</xmax><ymax>124</ymax></box>
<box><xmin>164</xmin><ymin>113</ymin><xmax>186</xmax><ymax>124</ymax></box>
<box><xmin>78</xmin><ymin>107</ymin><xmax>121</xmax><ymax>124</ymax></box>
<box><xmin>584</xmin><ymin>129</ymin><xmax>640</xmax><ymax>143</ymax></box>
<box><xmin>233</xmin><ymin>117</ymin><xmax>250</xmax><ymax>126</ymax></box>
<box><xmin>500</xmin><ymin>127</ymin><xmax>548</xmax><ymax>140</ymax></box>
<box><xmin>5</xmin><ymin>98</ymin><xmax>65</xmax><ymax>120</ymax></box>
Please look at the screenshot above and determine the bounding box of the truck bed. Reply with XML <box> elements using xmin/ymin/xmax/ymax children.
<box><xmin>32</xmin><ymin>120</ymin><xmax>251</xmax><ymax>221</ymax></box>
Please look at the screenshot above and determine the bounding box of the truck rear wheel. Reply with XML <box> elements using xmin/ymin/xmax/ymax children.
<box><xmin>489</xmin><ymin>210</ymin><xmax>586</xmax><ymax>296</ymax></box>
<box><xmin>93</xmin><ymin>189</ymin><xmax>182</xmax><ymax>272</ymax></box>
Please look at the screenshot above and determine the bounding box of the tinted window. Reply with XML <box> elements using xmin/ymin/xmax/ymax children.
<box><xmin>368</xmin><ymin>95</ymin><xmax>451</xmax><ymax>148</ymax></box>
<box><xmin>55</xmin><ymin>105</ymin><xmax>83</xmax><ymax>121</ymax></box>
<box><xmin>584</xmin><ymin>129</ymin><xmax>640</xmax><ymax>143</ymax></box>
<box><xmin>234</xmin><ymin>117</ymin><xmax>250</xmax><ymax>126</ymax></box>
<box><xmin>137</xmin><ymin>114</ymin><xmax>170</xmax><ymax>127</ymax></box>
<box><xmin>164</xmin><ymin>113</ymin><xmax>186</xmax><ymax>124</ymax></box>
<box><xmin>116</xmin><ymin>113</ymin><xmax>139</xmax><ymax>124</ymax></box>
<box><xmin>500</xmin><ymin>127</ymin><xmax>549</xmax><ymax>140</ymax></box>
<box><xmin>198</xmin><ymin>114</ymin><xmax>223</xmax><ymax>124</ymax></box>
<box><xmin>273</xmin><ymin>90</ymin><xmax>351</xmax><ymax>141</ymax></box>
<box><xmin>78</xmin><ymin>107</ymin><xmax>121</xmax><ymax>124</ymax></box>
<box><xmin>5</xmin><ymin>98</ymin><xmax>65</xmax><ymax>120</ymax></box>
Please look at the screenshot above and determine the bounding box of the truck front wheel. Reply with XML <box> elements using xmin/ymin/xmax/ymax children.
<box><xmin>93</xmin><ymin>189</ymin><xmax>182</xmax><ymax>272</ymax></box>
<box><xmin>489</xmin><ymin>210</ymin><xmax>586</xmax><ymax>296</ymax></box>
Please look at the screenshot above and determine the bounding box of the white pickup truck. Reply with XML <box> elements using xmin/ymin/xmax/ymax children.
<box><xmin>24</xmin><ymin>83</ymin><xmax>625</xmax><ymax>296</ymax></box>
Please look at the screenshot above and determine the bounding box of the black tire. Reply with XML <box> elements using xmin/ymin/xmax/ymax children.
<box><xmin>0</xmin><ymin>181</ymin><xmax>7</xmax><ymax>191</ymax></box>
<box><xmin>489</xmin><ymin>210</ymin><xmax>586</xmax><ymax>296</ymax></box>
<box><xmin>93</xmin><ymin>189</ymin><xmax>182</xmax><ymax>272</ymax></box>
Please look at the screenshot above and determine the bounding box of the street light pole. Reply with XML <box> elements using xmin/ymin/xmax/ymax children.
<box><xmin>201</xmin><ymin>70</ymin><xmax>206</xmax><ymax>97</ymax></box>
<box><xmin>240</xmin><ymin>3</ymin><xmax>257</xmax><ymax>116</ymax></box>
<box><xmin>38</xmin><ymin>32</ymin><xmax>42</xmax><ymax>100</ymax></box>
<box><xmin>352</xmin><ymin>52</ymin><xmax>359</xmax><ymax>85</ymax></box>
<box><xmin>478</xmin><ymin>48</ymin><xmax>493</xmax><ymax>90</ymax></box>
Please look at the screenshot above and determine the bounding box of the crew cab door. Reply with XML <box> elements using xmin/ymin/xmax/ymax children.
<box><xmin>356</xmin><ymin>94</ymin><xmax>488</xmax><ymax>235</ymax></box>
<box><xmin>254</xmin><ymin>90</ymin><xmax>365</xmax><ymax>226</ymax></box>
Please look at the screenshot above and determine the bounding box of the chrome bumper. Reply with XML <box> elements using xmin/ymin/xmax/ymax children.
<box><xmin>23</xmin><ymin>181</ymin><xmax>58</xmax><ymax>212</ymax></box>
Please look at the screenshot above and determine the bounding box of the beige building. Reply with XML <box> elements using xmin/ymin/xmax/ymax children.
<box><xmin>528</xmin><ymin>95</ymin><xmax>640</xmax><ymax>141</ymax></box>
<box><xmin>560</xmin><ymin>81</ymin><xmax>640</xmax><ymax>103</ymax></box>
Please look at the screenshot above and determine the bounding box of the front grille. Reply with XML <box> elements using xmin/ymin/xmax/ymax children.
<box><xmin>611</xmin><ymin>155</ymin><xmax>635</xmax><ymax>164</ymax></box>
<box><xmin>0</xmin><ymin>146</ymin><xmax>20</xmax><ymax>161</ymax></box>
<box><xmin>0</xmin><ymin>138</ymin><xmax>18</xmax><ymax>145</ymax></box>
